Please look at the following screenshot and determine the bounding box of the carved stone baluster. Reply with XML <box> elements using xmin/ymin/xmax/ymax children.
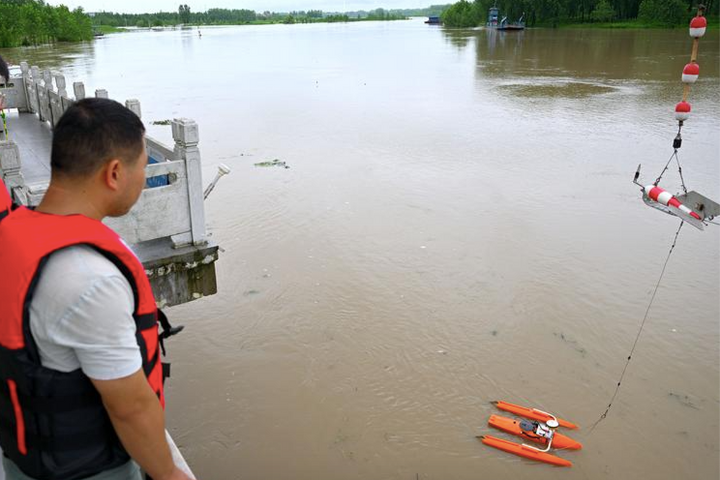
<box><xmin>171</xmin><ymin>118</ymin><xmax>206</xmax><ymax>247</ymax></box>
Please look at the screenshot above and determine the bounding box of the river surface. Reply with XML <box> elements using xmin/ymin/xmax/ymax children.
<box><xmin>2</xmin><ymin>18</ymin><xmax>719</xmax><ymax>480</ymax></box>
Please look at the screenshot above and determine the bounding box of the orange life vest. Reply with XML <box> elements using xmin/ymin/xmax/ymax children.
<box><xmin>0</xmin><ymin>204</ymin><xmax>177</xmax><ymax>479</ymax></box>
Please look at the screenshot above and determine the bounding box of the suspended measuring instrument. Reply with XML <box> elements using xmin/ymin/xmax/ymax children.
<box><xmin>592</xmin><ymin>6</ymin><xmax>720</xmax><ymax>432</ymax></box>
<box><xmin>633</xmin><ymin>6</ymin><xmax>720</xmax><ymax>230</ymax></box>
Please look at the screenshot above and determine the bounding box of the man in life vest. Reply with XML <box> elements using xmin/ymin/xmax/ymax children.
<box><xmin>0</xmin><ymin>98</ymin><xmax>193</xmax><ymax>480</ymax></box>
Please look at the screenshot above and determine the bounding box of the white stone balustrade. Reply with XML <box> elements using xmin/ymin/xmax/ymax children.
<box><xmin>0</xmin><ymin>66</ymin><xmax>208</xmax><ymax>249</ymax></box>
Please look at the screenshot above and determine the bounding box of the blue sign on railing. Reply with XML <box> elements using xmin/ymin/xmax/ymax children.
<box><xmin>145</xmin><ymin>156</ymin><xmax>170</xmax><ymax>188</ymax></box>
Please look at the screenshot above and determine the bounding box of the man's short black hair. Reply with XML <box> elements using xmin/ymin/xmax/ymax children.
<box><xmin>0</xmin><ymin>55</ymin><xmax>9</xmax><ymax>85</ymax></box>
<box><xmin>51</xmin><ymin>98</ymin><xmax>146</xmax><ymax>178</ymax></box>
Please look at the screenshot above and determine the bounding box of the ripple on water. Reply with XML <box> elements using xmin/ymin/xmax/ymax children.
<box><xmin>497</xmin><ymin>81</ymin><xmax>619</xmax><ymax>98</ymax></box>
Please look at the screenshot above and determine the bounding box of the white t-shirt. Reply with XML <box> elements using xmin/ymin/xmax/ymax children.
<box><xmin>29</xmin><ymin>245</ymin><xmax>142</xmax><ymax>380</ymax></box>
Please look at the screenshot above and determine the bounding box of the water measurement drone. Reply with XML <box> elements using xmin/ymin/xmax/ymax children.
<box><xmin>633</xmin><ymin>6</ymin><xmax>719</xmax><ymax>231</ymax></box>
<box><xmin>478</xmin><ymin>401</ymin><xmax>581</xmax><ymax>467</ymax></box>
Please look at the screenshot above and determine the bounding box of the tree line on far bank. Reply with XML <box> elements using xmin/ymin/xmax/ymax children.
<box><xmin>91</xmin><ymin>6</ymin><xmax>413</xmax><ymax>28</ymax></box>
<box><xmin>441</xmin><ymin>0</ymin><xmax>718</xmax><ymax>27</ymax></box>
<box><xmin>0</xmin><ymin>0</ymin><xmax>92</xmax><ymax>47</ymax></box>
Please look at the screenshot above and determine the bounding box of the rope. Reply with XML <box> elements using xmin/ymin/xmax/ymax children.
<box><xmin>675</xmin><ymin>153</ymin><xmax>687</xmax><ymax>194</ymax></box>
<box><xmin>588</xmin><ymin>221</ymin><xmax>684</xmax><ymax>433</ymax></box>
<box><xmin>653</xmin><ymin>150</ymin><xmax>679</xmax><ymax>186</ymax></box>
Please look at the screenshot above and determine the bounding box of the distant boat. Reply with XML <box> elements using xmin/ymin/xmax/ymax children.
<box><xmin>425</xmin><ymin>16</ymin><xmax>442</xmax><ymax>25</ymax></box>
<box><xmin>487</xmin><ymin>5</ymin><xmax>525</xmax><ymax>30</ymax></box>
<box><xmin>151</xmin><ymin>26</ymin><xmax>164</xmax><ymax>31</ymax></box>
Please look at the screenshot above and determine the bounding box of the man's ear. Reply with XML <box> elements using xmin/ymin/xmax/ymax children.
<box><xmin>103</xmin><ymin>159</ymin><xmax>122</xmax><ymax>191</ymax></box>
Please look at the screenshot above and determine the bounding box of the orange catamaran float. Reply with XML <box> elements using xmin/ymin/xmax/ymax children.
<box><xmin>478</xmin><ymin>401</ymin><xmax>582</xmax><ymax>467</ymax></box>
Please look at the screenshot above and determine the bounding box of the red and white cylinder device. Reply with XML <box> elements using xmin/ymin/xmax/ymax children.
<box><xmin>645</xmin><ymin>185</ymin><xmax>702</xmax><ymax>220</ymax></box>
<box><xmin>689</xmin><ymin>16</ymin><xmax>707</xmax><ymax>37</ymax></box>
<box><xmin>682</xmin><ymin>63</ymin><xmax>699</xmax><ymax>83</ymax></box>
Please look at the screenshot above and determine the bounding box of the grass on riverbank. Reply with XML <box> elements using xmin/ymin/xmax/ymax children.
<box><xmin>562</xmin><ymin>20</ymin><xmax>669</xmax><ymax>28</ymax></box>
<box><xmin>94</xmin><ymin>25</ymin><xmax>124</xmax><ymax>34</ymax></box>
<box><xmin>560</xmin><ymin>16</ymin><xmax>719</xmax><ymax>29</ymax></box>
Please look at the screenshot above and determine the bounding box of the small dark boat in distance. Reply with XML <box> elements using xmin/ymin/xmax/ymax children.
<box><xmin>496</xmin><ymin>22</ymin><xmax>525</xmax><ymax>31</ymax></box>
<box><xmin>425</xmin><ymin>16</ymin><xmax>442</xmax><ymax>25</ymax></box>
<box><xmin>495</xmin><ymin>14</ymin><xmax>525</xmax><ymax>30</ymax></box>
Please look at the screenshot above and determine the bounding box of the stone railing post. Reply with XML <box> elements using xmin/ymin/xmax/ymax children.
<box><xmin>0</xmin><ymin>140</ymin><xmax>27</xmax><ymax>204</ymax></box>
<box><xmin>53</xmin><ymin>73</ymin><xmax>67</xmax><ymax>98</ymax></box>
<box><xmin>37</xmin><ymin>69</ymin><xmax>53</xmax><ymax>123</ymax></box>
<box><xmin>125</xmin><ymin>99</ymin><xmax>142</xmax><ymax>119</ymax></box>
<box><xmin>50</xmin><ymin>73</ymin><xmax>66</xmax><ymax>125</ymax></box>
<box><xmin>19</xmin><ymin>62</ymin><xmax>30</xmax><ymax>113</ymax></box>
<box><xmin>172</xmin><ymin>118</ymin><xmax>206</xmax><ymax>247</ymax></box>
<box><xmin>73</xmin><ymin>82</ymin><xmax>86</xmax><ymax>100</ymax></box>
<box><xmin>27</xmin><ymin>66</ymin><xmax>41</xmax><ymax>115</ymax></box>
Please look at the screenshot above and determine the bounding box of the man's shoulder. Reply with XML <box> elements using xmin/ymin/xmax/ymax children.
<box><xmin>47</xmin><ymin>243</ymin><xmax>125</xmax><ymax>276</ymax></box>
<box><xmin>38</xmin><ymin>244</ymin><xmax>131</xmax><ymax>301</ymax></box>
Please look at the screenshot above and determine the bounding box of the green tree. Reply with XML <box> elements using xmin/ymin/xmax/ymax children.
<box><xmin>591</xmin><ymin>0</ymin><xmax>615</xmax><ymax>21</ymax></box>
<box><xmin>178</xmin><ymin>4</ymin><xmax>191</xmax><ymax>23</ymax></box>
<box><xmin>442</xmin><ymin>0</ymin><xmax>480</xmax><ymax>27</ymax></box>
<box><xmin>638</xmin><ymin>0</ymin><xmax>685</xmax><ymax>24</ymax></box>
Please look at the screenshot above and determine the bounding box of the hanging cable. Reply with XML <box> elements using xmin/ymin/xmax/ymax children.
<box><xmin>588</xmin><ymin>221</ymin><xmax>684</xmax><ymax>433</ymax></box>
<box><xmin>654</xmin><ymin>150</ymin><xmax>679</xmax><ymax>186</ymax></box>
<box><xmin>675</xmin><ymin>154</ymin><xmax>688</xmax><ymax>194</ymax></box>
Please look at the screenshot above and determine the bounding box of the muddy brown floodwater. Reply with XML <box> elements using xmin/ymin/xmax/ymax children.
<box><xmin>3</xmin><ymin>18</ymin><xmax>718</xmax><ymax>480</ymax></box>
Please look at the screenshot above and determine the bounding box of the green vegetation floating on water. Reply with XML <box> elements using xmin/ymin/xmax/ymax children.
<box><xmin>440</xmin><ymin>0</ymin><xmax>719</xmax><ymax>28</ymax></box>
<box><xmin>0</xmin><ymin>0</ymin><xmax>92</xmax><ymax>48</ymax></box>
<box><xmin>254</xmin><ymin>159</ymin><xmax>289</xmax><ymax>168</ymax></box>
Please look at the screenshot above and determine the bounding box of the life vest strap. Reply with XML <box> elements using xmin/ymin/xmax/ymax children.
<box><xmin>16</xmin><ymin>389</ymin><xmax>100</xmax><ymax>413</ymax></box>
<box><xmin>0</xmin><ymin>418</ymin><xmax>116</xmax><ymax>452</ymax></box>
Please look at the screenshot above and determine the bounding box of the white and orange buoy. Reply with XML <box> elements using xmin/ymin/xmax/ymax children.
<box><xmin>689</xmin><ymin>16</ymin><xmax>707</xmax><ymax>38</ymax></box>
<box><xmin>682</xmin><ymin>63</ymin><xmax>699</xmax><ymax>83</ymax></box>
<box><xmin>674</xmin><ymin>101</ymin><xmax>691</xmax><ymax>121</ymax></box>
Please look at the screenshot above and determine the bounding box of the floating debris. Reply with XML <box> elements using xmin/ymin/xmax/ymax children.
<box><xmin>668</xmin><ymin>392</ymin><xmax>700</xmax><ymax>410</ymax></box>
<box><xmin>254</xmin><ymin>159</ymin><xmax>289</xmax><ymax>169</ymax></box>
<box><xmin>553</xmin><ymin>331</ymin><xmax>587</xmax><ymax>357</ymax></box>
<box><xmin>151</xmin><ymin>119</ymin><xmax>172</xmax><ymax>125</ymax></box>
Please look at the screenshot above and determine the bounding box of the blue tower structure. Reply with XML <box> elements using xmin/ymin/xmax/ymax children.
<box><xmin>487</xmin><ymin>6</ymin><xmax>499</xmax><ymax>26</ymax></box>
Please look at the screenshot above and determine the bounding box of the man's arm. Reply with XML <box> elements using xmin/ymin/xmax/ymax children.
<box><xmin>91</xmin><ymin>370</ymin><xmax>194</xmax><ymax>480</ymax></box>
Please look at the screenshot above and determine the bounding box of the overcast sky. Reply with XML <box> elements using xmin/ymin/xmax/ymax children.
<box><xmin>46</xmin><ymin>0</ymin><xmax>430</xmax><ymax>14</ymax></box>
